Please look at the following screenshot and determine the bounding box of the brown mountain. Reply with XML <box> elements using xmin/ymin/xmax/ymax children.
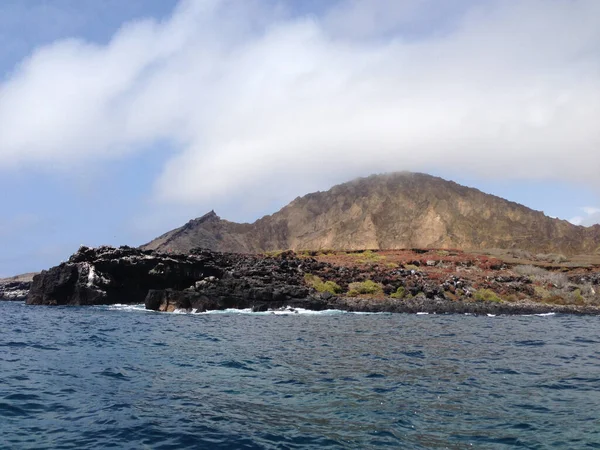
<box><xmin>142</xmin><ymin>172</ymin><xmax>600</xmax><ymax>255</ymax></box>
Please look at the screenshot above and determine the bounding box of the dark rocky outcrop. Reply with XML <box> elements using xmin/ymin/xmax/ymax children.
<box><xmin>26</xmin><ymin>246</ymin><xmax>323</xmax><ymax>308</ymax></box>
<box><xmin>0</xmin><ymin>274</ymin><xmax>35</xmax><ymax>301</ymax></box>
<box><xmin>26</xmin><ymin>245</ymin><xmax>600</xmax><ymax>315</ymax></box>
<box><xmin>145</xmin><ymin>287</ymin><xmax>600</xmax><ymax>316</ymax></box>
<box><xmin>143</xmin><ymin>249</ymin><xmax>323</xmax><ymax>312</ymax></box>
<box><xmin>27</xmin><ymin>246</ymin><xmax>224</xmax><ymax>306</ymax></box>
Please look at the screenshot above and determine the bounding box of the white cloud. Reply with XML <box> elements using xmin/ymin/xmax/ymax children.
<box><xmin>0</xmin><ymin>0</ymin><xmax>599</xmax><ymax>208</ymax></box>
<box><xmin>570</xmin><ymin>206</ymin><xmax>600</xmax><ymax>227</ymax></box>
<box><xmin>582</xmin><ymin>207</ymin><xmax>600</xmax><ymax>216</ymax></box>
<box><xmin>569</xmin><ymin>216</ymin><xmax>583</xmax><ymax>226</ymax></box>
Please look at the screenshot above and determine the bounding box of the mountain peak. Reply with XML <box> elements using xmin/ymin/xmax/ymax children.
<box><xmin>193</xmin><ymin>210</ymin><xmax>220</xmax><ymax>224</ymax></box>
<box><xmin>142</xmin><ymin>173</ymin><xmax>600</xmax><ymax>255</ymax></box>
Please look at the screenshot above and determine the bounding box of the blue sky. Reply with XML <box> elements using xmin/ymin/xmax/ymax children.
<box><xmin>1</xmin><ymin>0</ymin><xmax>599</xmax><ymax>276</ymax></box>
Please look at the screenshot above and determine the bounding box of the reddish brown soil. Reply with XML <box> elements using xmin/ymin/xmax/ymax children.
<box><xmin>302</xmin><ymin>249</ymin><xmax>600</xmax><ymax>305</ymax></box>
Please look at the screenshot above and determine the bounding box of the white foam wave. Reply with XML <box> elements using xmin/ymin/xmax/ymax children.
<box><xmin>199</xmin><ymin>308</ymin><xmax>256</xmax><ymax>315</ymax></box>
<box><xmin>97</xmin><ymin>305</ymin><xmax>560</xmax><ymax>318</ymax></box>
<box><xmin>105</xmin><ymin>304</ymin><xmax>148</xmax><ymax>312</ymax></box>
<box><xmin>99</xmin><ymin>304</ymin><xmax>383</xmax><ymax>316</ymax></box>
<box><xmin>170</xmin><ymin>306</ymin><xmax>387</xmax><ymax>316</ymax></box>
<box><xmin>198</xmin><ymin>307</ymin><xmax>350</xmax><ymax>316</ymax></box>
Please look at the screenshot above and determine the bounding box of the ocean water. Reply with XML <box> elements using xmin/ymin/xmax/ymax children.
<box><xmin>1</xmin><ymin>302</ymin><xmax>599</xmax><ymax>449</ymax></box>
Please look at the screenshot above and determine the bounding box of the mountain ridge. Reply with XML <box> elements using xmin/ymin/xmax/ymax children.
<box><xmin>142</xmin><ymin>172</ymin><xmax>600</xmax><ymax>255</ymax></box>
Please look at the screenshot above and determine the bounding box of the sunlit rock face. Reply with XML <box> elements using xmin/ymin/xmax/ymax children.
<box><xmin>142</xmin><ymin>172</ymin><xmax>600</xmax><ymax>255</ymax></box>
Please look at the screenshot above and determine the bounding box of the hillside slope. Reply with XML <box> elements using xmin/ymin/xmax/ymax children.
<box><xmin>142</xmin><ymin>173</ymin><xmax>600</xmax><ymax>255</ymax></box>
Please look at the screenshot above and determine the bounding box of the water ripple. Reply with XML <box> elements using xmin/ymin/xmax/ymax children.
<box><xmin>1</xmin><ymin>303</ymin><xmax>600</xmax><ymax>448</ymax></box>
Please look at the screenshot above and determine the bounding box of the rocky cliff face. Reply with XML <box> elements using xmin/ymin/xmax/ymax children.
<box><xmin>27</xmin><ymin>246</ymin><xmax>223</xmax><ymax>306</ymax></box>
<box><xmin>0</xmin><ymin>274</ymin><xmax>35</xmax><ymax>301</ymax></box>
<box><xmin>26</xmin><ymin>246</ymin><xmax>318</xmax><ymax>309</ymax></box>
<box><xmin>143</xmin><ymin>173</ymin><xmax>600</xmax><ymax>255</ymax></box>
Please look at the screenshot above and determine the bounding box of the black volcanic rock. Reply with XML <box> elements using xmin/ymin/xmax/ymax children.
<box><xmin>25</xmin><ymin>245</ymin><xmax>600</xmax><ymax>315</ymax></box>
<box><xmin>26</xmin><ymin>245</ymin><xmax>322</xmax><ymax>308</ymax></box>
<box><xmin>27</xmin><ymin>246</ymin><xmax>224</xmax><ymax>306</ymax></box>
<box><xmin>144</xmin><ymin>249</ymin><xmax>322</xmax><ymax>312</ymax></box>
<box><xmin>0</xmin><ymin>275</ymin><xmax>34</xmax><ymax>301</ymax></box>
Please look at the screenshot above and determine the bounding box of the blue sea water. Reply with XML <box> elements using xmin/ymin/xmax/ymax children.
<box><xmin>1</xmin><ymin>302</ymin><xmax>599</xmax><ymax>449</ymax></box>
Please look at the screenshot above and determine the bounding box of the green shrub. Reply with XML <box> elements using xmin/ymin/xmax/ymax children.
<box><xmin>544</xmin><ymin>295</ymin><xmax>567</xmax><ymax>305</ymax></box>
<box><xmin>404</xmin><ymin>264</ymin><xmax>419</xmax><ymax>271</ymax></box>
<box><xmin>322</xmin><ymin>281</ymin><xmax>342</xmax><ymax>295</ymax></box>
<box><xmin>570</xmin><ymin>288</ymin><xmax>584</xmax><ymax>305</ymax></box>
<box><xmin>473</xmin><ymin>289</ymin><xmax>502</xmax><ymax>303</ymax></box>
<box><xmin>304</xmin><ymin>274</ymin><xmax>342</xmax><ymax>295</ymax></box>
<box><xmin>390</xmin><ymin>286</ymin><xmax>406</xmax><ymax>299</ymax></box>
<box><xmin>356</xmin><ymin>250</ymin><xmax>385</xmax><ymax>264</ymax></box>
<box><xmin>502</xmin><ymin>294</ymin><xmax>519</xmax><ymax>303</ymax></box>
<box><xmin>347</xmin><ymin>280</ymin><xmax>383</xmax><ymax>297</ymax></box>
<box><xmin>317</xmin><ymin>249</ymin><xmax>336</xmax><ymax>256</ymax></box>
<box><xmin>534</xmin><ymin>285</ymin><xmax>552</xmax><ymax>299</ymax></box>
<box><xmin>263</xmin><ymin>250</ymin><xmax>285</xmax><ymax>258</ymax></box>
<box><xmin>386</xmin><ymin>262</ymin><xmax>399</xmax><ymax>269</ymax></box>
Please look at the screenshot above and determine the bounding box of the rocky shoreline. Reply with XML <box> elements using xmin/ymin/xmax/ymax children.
<box><xmin>145</xmin><ymin>289</ymin><xmax>600</xmax><ymax>315</ymax></box>
<box><xmin>0</xmin><ymin>275</ymin><xmax>34</xmax><ymax>301</ymax></box>
<box><xmin>20</xmin><ymin>245</ymin><xmax>600</xmax><ymax>315</ymax></box>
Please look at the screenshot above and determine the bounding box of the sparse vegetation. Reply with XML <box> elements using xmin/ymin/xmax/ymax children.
<box><xmin>508</xmin><ymin>249</ymin><xmax>533</xmax><ymax>260</ymax></box>
<box><xmin>296</xmin><ymin>248</ymin><xmax>599</xmax><ymax>309</ymax></box>
<box><xmin>514</xmin><ymin>265</ymin><xmax>568</xmax><ymax>288</ymax></box>
<box><xmin>502</xmin><ymin>294</ymin><xmax>519</xmax><ymax>303</ymax></box>
<box><xmin>263</xmin><ymin>250</ymin><xmax>286</xmax><ymax>258</ymax></box>
<box><xmin>535</xmin><ymin>253</ymin><xmax>568</xmax><ymax>264</ymax></box>
<box><xmin>514</xmin><ymin>265</ymin><xmax>547</xmax><ymax>276</ymax></box>
<box><xmin>518</xmin><ymin>267</ymin><xmax>600</xmax><ymax>306</ymax></box>
<box><xmin>473</xmin><ymin>289</ymin><xmax>502</xmax><ymax>303</ymax></box>
<box><xmin>355</xmin><ymin>250</ymin><xmax>385</xmax><ymax>264</ymax></box>
<box><xmin>570</xmin><ymin>288</ymin><xmax>584</xmax><ymax>305</ymax></box>
<box><xmin>542</xmin><ymin>295</ymin><xmax>569</xmax><ymax>305</ymax></box>
<box><xmin>390</xmin><ymin>286</ymin><xmax>406</xmax><ymax>299</ymax></box>
<box><xmin>347</xmin><ymin>280</ymin><xmax>383</xmax><ymax>297</ymax></box>
<box><xmin>580</xmin><ymin>284</ymin><xmax>597</xmax><ymax>297</ymax></box>
<box><xmin>304</xmin><ymin>274</ymin><xmax>342</xmax><ymax>295</ymax></box>
<box><xmin>534</xmin><ymin>285</ymin><xmax>552</xmax><ymax>299</ymax></box>
<box><xmin>296</xmin><ymin>249</ymin><xmax>337</xmax><ymax>257</ymax></box>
